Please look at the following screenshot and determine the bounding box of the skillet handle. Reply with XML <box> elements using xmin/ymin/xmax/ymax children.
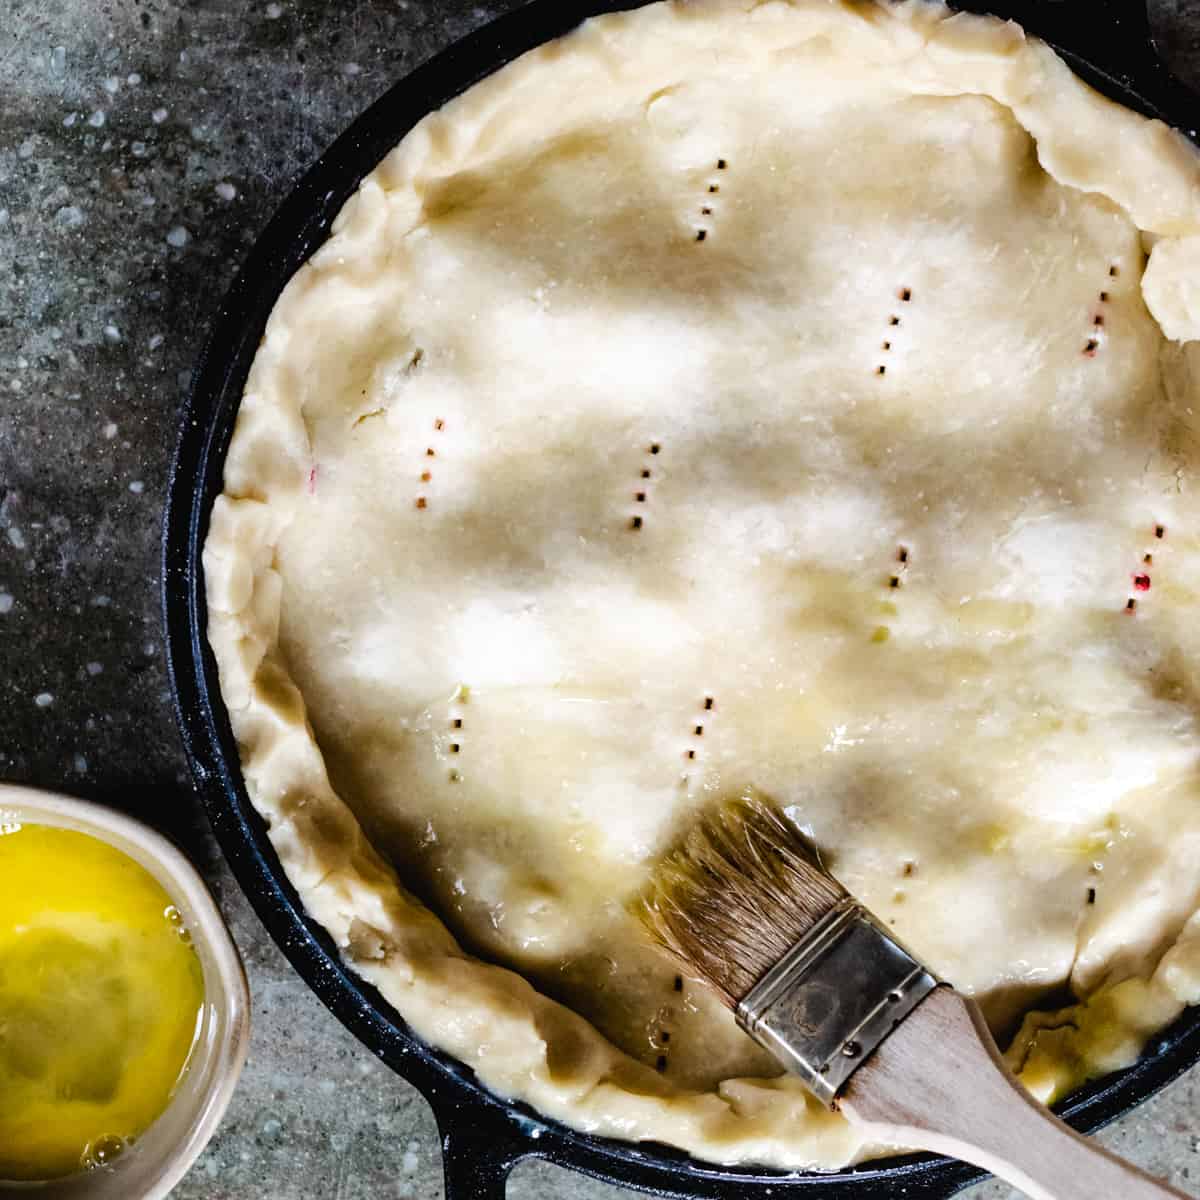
<box><xmin>437</xmin><ymin>1114</ymin><xmax>533</xmax><ymax>1200</ymax></box>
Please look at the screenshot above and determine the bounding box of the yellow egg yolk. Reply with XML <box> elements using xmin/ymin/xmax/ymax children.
<box><xmin>0</xmin><ymin>824</ymin><xmax>205</xmax><ymax>1181</ymax></box>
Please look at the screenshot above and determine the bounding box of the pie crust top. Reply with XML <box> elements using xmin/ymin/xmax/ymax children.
<box><xmin>205</xmin><ymin>0</ymin><xmax>1200</xmax><ymax>1168</ymax></box>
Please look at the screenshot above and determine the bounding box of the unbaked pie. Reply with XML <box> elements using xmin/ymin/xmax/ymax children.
<box><xmin>205</xmin><ymin>0</ymin><xmax>1200</xmax><ymax>1168</ymax></box>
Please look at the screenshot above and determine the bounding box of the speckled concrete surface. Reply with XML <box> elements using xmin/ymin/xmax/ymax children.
<box><xmin>2</xmin><ymin>2</ymin><xmax>1200</xmax><ymax>1197</ymax></box>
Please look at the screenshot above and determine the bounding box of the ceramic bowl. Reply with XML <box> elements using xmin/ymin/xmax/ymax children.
<box><xmin>0</xmin><ymin>785</ymin><xmax>250</xmax><ymax>1200</ymax></box>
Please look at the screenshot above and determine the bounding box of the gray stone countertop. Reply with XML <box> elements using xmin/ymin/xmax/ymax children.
<box><xmin>3</xmin><ymin>2</ymin><xmax>1200</xmax><ymax>1197</ymax></box>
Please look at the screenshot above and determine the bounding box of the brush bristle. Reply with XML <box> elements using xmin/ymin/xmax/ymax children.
<box><xmin>636</xmin><ymin>792</ymin><xmax>848</xmax><ymax>1009</ymax></box>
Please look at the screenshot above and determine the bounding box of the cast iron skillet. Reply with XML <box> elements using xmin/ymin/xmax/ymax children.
<box><xmin>163</xmin><ymin>2</ymin><xmax>1200</xmax><ymax>1196</ymax></box>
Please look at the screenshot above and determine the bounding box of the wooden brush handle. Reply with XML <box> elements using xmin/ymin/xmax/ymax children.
<box><xmin>838</xmin><ymin>987</ymin><xmax>1191</xmax><ymax>1200</ymax></box>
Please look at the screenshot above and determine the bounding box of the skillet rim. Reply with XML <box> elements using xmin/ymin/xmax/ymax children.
<box><xmin>161</xmin><ymin>2</ymin><xmax>1200</xmax><ymax>1195</ymax></box>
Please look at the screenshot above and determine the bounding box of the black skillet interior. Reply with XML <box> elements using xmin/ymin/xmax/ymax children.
<box><xmin>162</xmin><ymin>1</ymin><xmax>1200</xmax><ymax>1197</ymax></box>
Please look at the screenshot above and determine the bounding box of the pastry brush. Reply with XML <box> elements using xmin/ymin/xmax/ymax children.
<box><xmin>637</xmin><ymin>794</ymin><xmax>1191</xmax><ymax>1200</ymax></box>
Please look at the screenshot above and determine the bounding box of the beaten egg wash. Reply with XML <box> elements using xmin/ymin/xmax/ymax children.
<box><xmin>0</xmin><ymin>824</ymin><xmax>204</xmax><ymax>1181</ymax></box>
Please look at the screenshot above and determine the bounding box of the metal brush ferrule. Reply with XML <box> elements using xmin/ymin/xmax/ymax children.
<box><xmin>735</xmin><ymin>897</ymin><xmax>939</xmax><ymax>1107</ymax></box>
